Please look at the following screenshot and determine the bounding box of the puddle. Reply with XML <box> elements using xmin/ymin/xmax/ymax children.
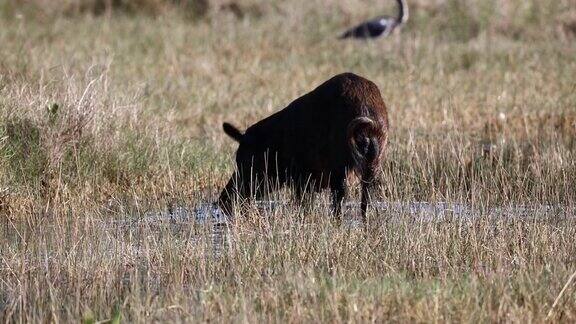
<box><xmin>131</xmin><ymin>201</ymin><xmax>569</xmax><ymax>226</ymax></box>
<box><xmin>104</xmin><ymin>201</ymin><xmax>572</xmax><ymax>257</ymax></box>
<box><xmin>370</xmin><ymin>202</ymin><xmax>566</xmax><ymax>222</ymax></box>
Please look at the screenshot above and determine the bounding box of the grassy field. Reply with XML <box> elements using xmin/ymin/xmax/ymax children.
<box><xmin>1</xmin><ymin>0</ymin><xmax>576</xmax><ymax>322</ymax></box>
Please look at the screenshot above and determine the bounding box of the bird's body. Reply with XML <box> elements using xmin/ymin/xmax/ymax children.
<box><xmin>340</xmin><ymin>0</ymin><xmax>408</xmax><ymax>40</ymax></box>
<box><xmin>340</xmin><ymin>16</ymin><xmax>398</xmax><ymax>39</ymax></box>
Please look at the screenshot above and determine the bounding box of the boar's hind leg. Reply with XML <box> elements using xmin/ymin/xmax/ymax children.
<box><xmin>330</xmin><ymin>170</ymin><xmax>347</xmax><ymax>222</ymax></box>
<box><xmin>360</xmin><ymin>168</ymin><xmax>376</xmax><ymax>224</ymax></box>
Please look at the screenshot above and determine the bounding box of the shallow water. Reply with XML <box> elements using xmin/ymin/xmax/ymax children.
<box><xmin>102</xmin><ymin>201</ymin><xmax>572</xmax><ymax>258</ymax></box>
<box><xmin>109</xmin><ymin>200</ymin><xmax>575</xmax><ymax>240</ymax></box>
<box><xmin>134</xmin><ymin>201</ymin><xmax>569</xmax><ymax>226</ymax></box>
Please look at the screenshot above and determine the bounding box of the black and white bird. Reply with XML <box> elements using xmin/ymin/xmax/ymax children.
<box><xmin>340</xmin><ymin>0</ymin><xmax>409</xmax><ymax>39</ymax></box>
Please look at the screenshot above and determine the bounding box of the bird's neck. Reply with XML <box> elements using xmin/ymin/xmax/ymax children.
<box><xmin>396</xmin><ymin>0</ymin><xmax>409</xmax><ymax>24</ymax></box>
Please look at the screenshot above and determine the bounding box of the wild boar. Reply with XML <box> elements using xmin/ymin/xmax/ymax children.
<box><xmin>218</xmin><ymin>72</ymin><xmax>389</xmax><ymax>222</ymax></box>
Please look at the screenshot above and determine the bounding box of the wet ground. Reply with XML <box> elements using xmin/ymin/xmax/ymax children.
<box><xmin>96</xmin><ymin>201</ymin><xmax>573</xmax><ymax>258</ymax></box>
<box><xmin>134</xmin><ymin>200</ymin><xmax>569</xmax><ymax>230</ymax></box>
<box><xmin>133</xmin><ymin>201</ymin><xmax>571</xmax><ymax>226</ymax></box>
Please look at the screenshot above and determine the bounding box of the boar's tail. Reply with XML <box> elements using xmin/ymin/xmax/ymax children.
<box><xmin>223</xmin><ymin>122</ymin><xmax>244</xmax><ymax>142</ymax></box>
<box><xmin>347</xmin><ymin>116</ymin><xmax>382</xmax><ymax>177</ymax></box>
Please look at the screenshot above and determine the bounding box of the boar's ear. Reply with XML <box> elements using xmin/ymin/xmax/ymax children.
<box><xmin>223</xmin><ymin>122</ymin><xmax>244</xmax><ymax>142</ymax></box>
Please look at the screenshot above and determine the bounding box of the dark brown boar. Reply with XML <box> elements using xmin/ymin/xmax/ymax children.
<box><xmin>218</xmin><ymin>72</ymin><xmax>389</xmax><ymax>222</ymax></box>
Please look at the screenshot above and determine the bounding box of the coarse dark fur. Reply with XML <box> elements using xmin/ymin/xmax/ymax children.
<box><xmin>218</xmin><ymin>73</ymin><xmax>389</xmax><ymax>222</ymax></box>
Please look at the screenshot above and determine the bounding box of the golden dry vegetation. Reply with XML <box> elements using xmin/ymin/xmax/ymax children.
<box><xmin>1</xmin><ymin>0</ymin><xmax>575</xmax><ymax>322</ymax></box>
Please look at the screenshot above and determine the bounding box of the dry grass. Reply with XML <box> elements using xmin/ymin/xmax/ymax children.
<box><xmin>1</xmin><ymin>0</ymin><xmax>575</xmax><ymax>322</ymax></box>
